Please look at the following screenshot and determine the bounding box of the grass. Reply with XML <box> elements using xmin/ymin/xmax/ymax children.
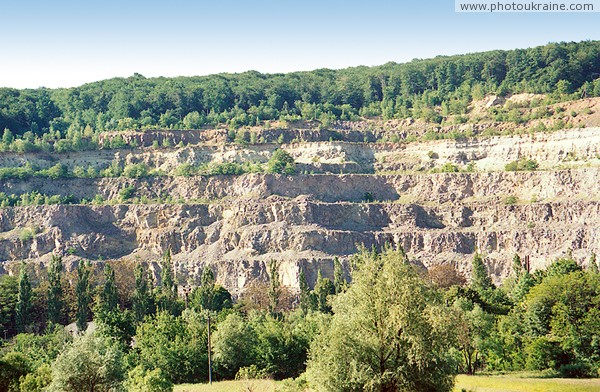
<box><xmin>175</xmin><ymin>379</ymin><xmax>279</xmax><ymax>392</ymax></box>
<box><xmin>175</xmin><ymin>376</ymin><xmax>600</xmax><ymax>392</ymax></box>
<box><xmin>454</xmin><ymin>374</ymin><xmax>600</xmax><ymax>392</ymax></box>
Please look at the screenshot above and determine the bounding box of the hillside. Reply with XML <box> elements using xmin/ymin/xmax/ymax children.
<box><xmin>1</xmin><ymin>93</ymin><xmax>599</xmax><ymax>291</ymax></box>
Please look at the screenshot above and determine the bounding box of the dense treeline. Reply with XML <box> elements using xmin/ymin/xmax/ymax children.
<box><xmin>1</xmin><ymin>41</ymin><xmax>599</xmax><ymax>141</ymax></box>
<box><xmin>0</xmin><ymin>247</ymin><xmax>599</xmax><ymax>391</ymax></box>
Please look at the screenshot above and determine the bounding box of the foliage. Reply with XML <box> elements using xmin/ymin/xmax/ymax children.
<box><xmin>0</xmin><ymin>352</ymin><xmax>30</xmax><ymax>392</ymax></box>
<box><xmin>212</xmin><ymin>313</ymin><xmax>258</xmax><ymax>379</ymax></box>
<box><xmin>306</xmin><ymin>247</ymin><xmax>457</xmax><ymax>392</ymax></box>
<box><xmin>470</xmin><ymin>253</ymin><xmax>495</xmax><ymax>293</ymax></box>
<box><xmin>124</xmin><ymin>365</ymin><xmax>173</xmax><ymax>392</ymax></box>
<box><xmin>132</xmin><ymin>264</ymin><xmax>154</xmax><ymax>323</ymax></box>
<box><xmin>18</xmin><ymin>364</ymin><xmax>52</xmax><ymax>392</ymax></box>
<box><xmin>123</xmin><ymin>163</ymin><xmax>149</xmax><ymax>178</ymax></box>
<box><xmin>312</xmin><ymin>270</ymin><xmax>334</xmax><ymax>313</ymax></box>
<box><xmin>505</xmin><ymin>157</ymin><xmax>539</xmax><ymax>171</ymax></box>
<box><xmin>191</xmin><ymin>267</ymin><xmax>232</xmax><ymax>312</ymax></box>
<box><xmin>131</xmin><ymin>310</ymin><xmax>208</xmax><ymax>384</ymax></box>
<box><xmin>0</xmin><ymin>275</ymin><xmax>19</xmax><ymax>337</ymax></box>
<box><xmin>213</xmin><ymin>311</ymin><xmax>321</xmax><ymax>381</ymax></box>
<box><xmin>47</xmin><ymin>255</ymin><xmax>64</xmax><ymax>325</ymax></box>
<box><xmin>267</xmin><ymin>150</ymin><xmax>296</xmax><ymax>175</ymax></box>
<box><xmin>15</xmin><ymin>263</ymin><xmax>33</xmax><ymax>333</ymax></box>
<box><xmin>47</xmin><ymin>332</ymin><xmax>125</xmax><ymax>392</ymax></box>
<box><xmin>1</xmin><ymin>41</ymin><xmax>599</xmax><ymax>139</ymax></box>
<box><xmin>156</xmin><ymin>250</ymin><xmax>181</xmax><ymax>315</ymax></box>
<box><xmin>428</xmin><ymin>264</ymin><xmax>467</xmax><ymax>289</ymax></box>
<box><xmin>75</xmin><ymin>261</ymin><xmax>92</xmax><ymax>332</ymax></box>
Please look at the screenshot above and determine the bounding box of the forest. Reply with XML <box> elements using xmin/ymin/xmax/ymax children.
<box><xmin>0</xmin><ymin>247</ymin><xmax>599</xmax><ymax>391</ymax></box>
<box><xmin>0</xmin><ymin>40</ymin><xmax>599</xmax><ymax>147</ymax></box>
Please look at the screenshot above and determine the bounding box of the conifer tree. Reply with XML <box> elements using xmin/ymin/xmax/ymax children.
<box><xmin>314</xmin><ymin>270</ymin><xmax>335</xmax><ymax>313</ymax></box>
<box><xmin>15</xmin><ymin>262</ymin><xmax>32</xmax><ymax>332</ymax></box>
<box><xmin>268</xmin><ymin>259</ymin><xmax>280</xmax><ymax>316</ymax></box>
<box><xmin>160</xmin><ymin>249</ymin><xmax>176</xmax><ymax>299</ymax></box>
<box><xmin>333</xmin><ymin>256</ymin><xmax>347</xmax><ymax>294</ymax></box>
<box><xmin>299</xmin><ymin>268</ymin><xmax>313</xmax><ymax>314</ymax></box>
<box><xmin>589</xmin><ymin>253</ymin><xmax>599</xmax><ymax>274</ymax></box>
<box><xmin>470</xmin><ymin>253</ymin><xmax>494</xmax><ymax>293</ymax></box>
<box><xmin>132</xmin><ymin>264</ymin><xmax>152</xmax><ymax>323</ymax></box>
<box><xmin>47</xmin><ymin>254</ymin><xmax>64</xmax><ymax>325</ymax></box>
<box><xmin>198</xmin><ymin>266</ymin><xmax>216</xmax><ymax>310</ymax></box>
<box><xmin>99</xmin><ymin>263</ymin><xmax>119</xmax><ymax>313</ymax></box>
<box><xmin>76</xmin><ymin>261</ymin><xmax>91</xmax><ymax>332</ymax></box>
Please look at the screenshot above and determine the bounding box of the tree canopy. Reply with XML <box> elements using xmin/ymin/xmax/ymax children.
<box><xmin>306</xmin><ymin>247</ymin><xmax>457</xmax><ymax>392</ymax></box>
<box><xmin>0</xmin><ymin>41</ymin><xmax>598</xmax><ymax>137</ymax></box>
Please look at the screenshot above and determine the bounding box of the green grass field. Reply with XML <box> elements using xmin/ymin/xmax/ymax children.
<box><xmin>174</xmin><ymin>376</ymin><xmax>600</xmax><ymax>392</ymax></box>
<box><xmin>454</xmin><ymin>374</ymin><xmax>600</xmax><ymax>392</ymax></box>
<box><xmin>174</xmin><ymin>379</ymin><xmax>278</xmax><ymax>392</ymax></box>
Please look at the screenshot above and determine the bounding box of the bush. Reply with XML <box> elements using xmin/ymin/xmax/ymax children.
<box><xmin>37</xmin><ymin>163</ymin><xmax>68</xmax><ymax>180</ymax></box>
<box><xmin>18</xmin><ymin>364</ymin><xmax>52</xmax><ymax>392</ymax></box>
<box><xmin>267</xmin><ymin>149</ymin><xmax>295</xmax><ymax>175</ymax></box>
<box><xmin>174</xmin><ymin>163</ymin><xmax>195</xmax><ymax>177</ymax></box>
<box><xmin>0</xmin><ymin>167</ymin><xmax>33</xmax><ymax>180</ymax></box>
<box><xmin>119</xmin><ymin>186</ymin><xmax>136</xmax><ymax>202</ymax></box>
<box><xmin>124</xmin><ymin>366</ymin><xmax>173</xmax><ymax>392</ymax></box>
<box><xmin>122</xmin><ymin>163</ymin><xmax>149</xmax><ymax>178</ymax></box>
<box><xmin>19</xmin><ymin>228</ymin><xmax>35</xmax><ymax>241</ymax></box>
<box><xmin>505</xmin><ymin>157</ymin><xmax>539</xmax><ymax>171</ymax></box>
<box><xmin>0</xmin><ymin>352</ymin><xmax>30</xmax><ymax>392</ymax></box>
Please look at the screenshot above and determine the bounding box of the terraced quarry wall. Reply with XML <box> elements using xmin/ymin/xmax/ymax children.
<box><xmin>1</xmin><ymin>108</ymin><xmax>599</xmax><ymax>291</ymax></box>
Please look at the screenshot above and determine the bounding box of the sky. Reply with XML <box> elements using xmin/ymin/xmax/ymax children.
<box><xmin>0</xmin><ymin>0</ymin><xmax>598</xmax><ymax>89</ymax></box>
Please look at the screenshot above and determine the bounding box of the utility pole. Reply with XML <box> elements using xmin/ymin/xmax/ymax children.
<box><xmin>207</xmin><ymin>313</ymin><xmax>212</xmax><ymax>385</ymax></box>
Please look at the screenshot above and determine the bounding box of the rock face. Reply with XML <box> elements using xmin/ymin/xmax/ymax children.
<box><xmin>1</xmin><ymin>104</ymin><xmax>600</xmax><ymax>291</ymax></box>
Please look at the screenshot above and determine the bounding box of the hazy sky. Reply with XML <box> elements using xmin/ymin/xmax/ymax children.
<box><xmin>1</xmin><ymin>0</ymin><xmax>598</xmax><ymax>88</ymax></box>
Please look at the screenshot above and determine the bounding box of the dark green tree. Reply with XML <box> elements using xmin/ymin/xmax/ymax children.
<box><xmin>268</xmin><ymin>259</ymin><xmax>281</xmax><ymax>316</ymax></box>
<box><xmin>470</xmin><ymin>253</ymin><xmax>494</xmax><ymax>293</ymax></box>
<box><xmin>512</xmin><ymin>253</ymin><xmax>523</xmax><ymax>279</ymax></box>
<box><xmin>0</xmin><ymin>275</ymin><xmax>18</xmax><ymax>337</ymax></box>
<box><xmin>266</xmin><ymin>149</ymin><xmax>295</xmax><ymax>175</ymax></box>
<box><xmin>197</xmin><ymin>267</ymin><xmax>215</xmax><ymax>310</ymax></box>
<box><xmin>155</xmin><ymin>249</ymin><xmax>180</xmax><ymax>315</ymax></box>
<box><xmin>2</xmin><ymin>128</ymin><xmax>13</xmax><ymax>145</ymax></box>
<box><xmin>95</xmin><ymin>263</ymin><xmax>134</xmax><ymax>349</ymax></box>
<box><xmin>298</xmin><ymin>268</ymin><xmax>313</xmax><ymax>314</ymax></box>
<box><xmin>160</xmin><ymin>249</ymin><xmax>177</xmax><ymax>299</ymax></box>
<box><xmin>15</xmin><ymin>262</ymin><xmax>33</xmax><ymax>333</ymax></box>
<box><xmin>132</xmin><ymin>264</ymin><xmax>153</xmax><ymax>323</ymax></box>
<box><xmin>99</xmin><ymin>264</ymin><xmax>119</xmax><ymax>313</ymax></box>
<box><xmin>47</xmin><ymin>255</ymin><xmax>64</xmax><ymax>325</ymax></box>
<box><xmin>75</xmin><ymin>261</ymin><xmax>91</xmax><ymax>332</ymax></box>
<box><xmin>588</xmin><ymin>253</ymin><xmax>598</xmax><ymax>274</ymax></box>
<box><xmin>333</xmin><ymin>256</ymin><xmax>347</xmax><ymax>294</ymax></box>
<box><xmin>313</xmin><ymin>270</ymin><xmax>335</xmax><ymax>313</ymax></box>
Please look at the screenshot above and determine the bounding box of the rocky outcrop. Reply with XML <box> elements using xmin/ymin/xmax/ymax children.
<box><xmin>1</xmin><ymin>112</ymin><xmax>600</xmax><ymax>291</ymax></box>
<box><xmin>1</xmin><ymin>190</ymin><xmax>598</xmax><ymax>290</ymax></box>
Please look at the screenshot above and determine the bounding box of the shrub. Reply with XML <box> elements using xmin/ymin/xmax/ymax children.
<box><xmin>174</xmin><ymin>163</ymin><xmax>195</xmax><ymax>177</ymax></box>
<box><xmin>19</xmin><ymin>228</ymin><xmax>35</xmax><ymax>241</ymax></box>
<box><xmin>124</xmin><ymin>366</ymin><xmax>173</xmax><ymax>392</ymax></box>
<box><xmin>119</xmin><ymin>186</ymin><xmax>136</xmax><ymax>202</ymax></box>
<box><xmin>38</xmin><ymin>164</ymin><xmax>69</xmax><ymax>180</ymax></box>
<box><xmin>122</xmin><ymin>163</ymin><xmax>149</xmax><ymax>178</ymax></box>
<box><xmin>505</xmin><ymin>157</ymin><xmax>539</xmax><ymax>172</ymax></box>
<box><xmin>267</xmin><ymin>150</ymin><xmax>296</xmax><ymax>175</ymax></box>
